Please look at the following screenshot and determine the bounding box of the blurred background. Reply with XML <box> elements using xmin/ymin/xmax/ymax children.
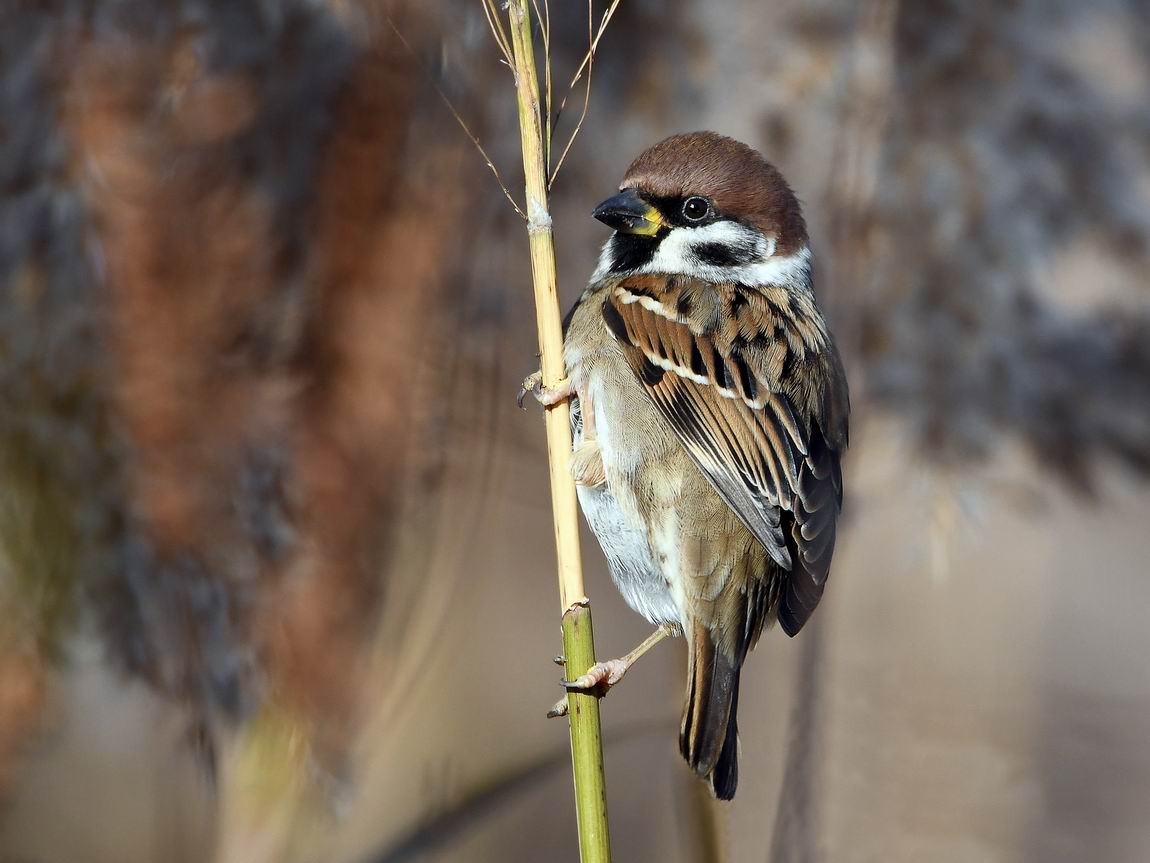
<box><xmin>2</xmin><ymin>1</ymin><xmax>1149</xmax><ymax>861</ymax></box>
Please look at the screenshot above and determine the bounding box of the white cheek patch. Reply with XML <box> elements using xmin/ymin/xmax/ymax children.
<box><xmin>738</xmin><ymin>243</ymin><xmax>811</xmax><ymax>290</ymax></box>
<box><xmin>592</xmin><ymin>221</ymin><xmax>811</xmax><ymax>290</ymax></box>
<box><xmin>640</xmin><ymin>221</ymin><xmax>810</xmax><ymax>289</ymax></box>
<box><xmin>641</xmin><ymin>221</ymin><xmax>766</xmax><ymax>279</ymax></box>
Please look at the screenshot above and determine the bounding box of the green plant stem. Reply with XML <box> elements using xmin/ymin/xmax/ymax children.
<box><xmin>505</xmin><ymin>1</ymin><xmax>612</xmax><ymax>860</ymax></box>
<box><xmin>561</xmin><ymin>602</ymin><xmax>611</xmax><ymax>861</ymax></box>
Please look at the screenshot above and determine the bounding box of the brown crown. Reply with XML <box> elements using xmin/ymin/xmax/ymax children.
<box><xmin>620</xmin><ymin>131</ymin><xmax>807</xmax><ymax>255</ymax></box>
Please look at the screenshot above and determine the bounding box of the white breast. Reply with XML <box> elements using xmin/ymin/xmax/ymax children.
<box><xmin>571</xmin><ymin>384</ymin><xmax>681</xmax><ymax>628</ymax></box>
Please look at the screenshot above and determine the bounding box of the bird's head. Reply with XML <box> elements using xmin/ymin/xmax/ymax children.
<box><xmin>591</xmin><ymin>132</ymin><xmax>810</xmax><ymax>289</ymax></box>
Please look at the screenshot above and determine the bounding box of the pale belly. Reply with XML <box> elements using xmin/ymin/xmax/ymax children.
<box><xmin>571</xmin><ymin>379</ymin><xmax>684</xmax><ymax>630</ymax></box>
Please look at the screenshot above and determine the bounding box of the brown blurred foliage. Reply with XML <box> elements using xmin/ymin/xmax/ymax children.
<box><xmin>1</xmin><ymin>1</ymin><xmax>1149</xmax><ymax>861</ymax></box>
<box><xmin>2</xmin><ymin>0</ymin><xmax>484</xmax><ymax>775</ymax></box>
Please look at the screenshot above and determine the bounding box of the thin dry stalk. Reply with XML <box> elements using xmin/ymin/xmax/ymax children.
<box><xmin>530</xmin><ymin>0</ymin><xmax>552</xmax><ymax>167</ymax></box>
<box><xmin>505</xmin><ymin>0</ymin><xmax>612</xmax><ymax>858</ymax></box>
<box><xmin>548</xmin><ymin>0</ymin><xmax>622</xmax><ymax>185</ymax></box>
<box><xmin>548</xmin><ymin>0</ymin><xmax>596</xmax><ymax>187</ymax></box>
<box><xmin>387</xmin><ymin>16</ymin><xmax>526</xmax><ymax>219</ymax></box>
<box><xmin>479</xmin><ymin>0</ymin><xmax>514</xmax><ymax>65</ymax></box>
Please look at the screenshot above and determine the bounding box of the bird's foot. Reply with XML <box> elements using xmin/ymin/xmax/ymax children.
<box><xmin>565</xmin><ymin>658</ymin><xmax>631</xmax><ymax>690</ymax></box>
<box><xmin>517</xmin><ymin>371</ymin><xmax>574</xmax><ymax>409</ymax></box>
<box><xmin>546</xmin><ymin>658</ymin><xmax>632</xmax><ymax>718</ymax></box>
<box><xmin>545</xmin><ymin>626</ymin><xmax>673</xmax><ymax>718</ymax></box>
<box><xmin>570</xmin><ymin>438</ymin><xmax>606</xmax><ymax>487</ymax></box>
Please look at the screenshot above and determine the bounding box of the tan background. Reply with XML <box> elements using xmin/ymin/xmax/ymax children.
<box><xmin>2</xmin><ymin>2</ymin><xmax>1149</xmax><ymax>862</ymax></box>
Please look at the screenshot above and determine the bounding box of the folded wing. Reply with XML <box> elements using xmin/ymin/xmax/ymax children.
<box><xmin>601</xmin><ymin>274</ymin><xmax>846</xmax><ymax>635</ymax></box>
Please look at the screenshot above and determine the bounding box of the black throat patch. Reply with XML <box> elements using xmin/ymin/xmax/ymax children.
<box><xmin>607</xmin><ymin>232</ymin><xmax>662</xmax><ymax>273</ymax></box>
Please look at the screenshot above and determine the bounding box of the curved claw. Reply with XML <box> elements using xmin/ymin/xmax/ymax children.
<box><xmin>518</xmin><ymin>371</ymin><xmax>575</xmax><ymax>410</ymax></box>
<box><xmin>517</xmin><ymin>370</ymin><xmax>543</xmax><ymax>410</ymax></box>
<box><xmin>547</xmin><ymin>629</ymin><xmax>669</xmax><ymax>718</ymax></box>
<box><xmin>561</xmin><ymin>658</ymin><xmax>630</xmax><ymax>692</ymax></box>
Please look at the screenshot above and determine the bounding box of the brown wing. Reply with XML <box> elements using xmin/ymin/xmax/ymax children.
<box><xmin>602</xmin><ymin>274</ymin><xmax>847</xmax><ymax>636</ymax></box>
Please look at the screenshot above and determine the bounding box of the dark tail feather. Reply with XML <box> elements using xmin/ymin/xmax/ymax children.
<box><xmin>680</xmin><ymin>625</ymin><xmax>742</xmax><ymax>800</ymax></box>
<box><xmin>709</xmin><ymin>675</ymin><xmax>740</xmax><ymax>800</ymax></box>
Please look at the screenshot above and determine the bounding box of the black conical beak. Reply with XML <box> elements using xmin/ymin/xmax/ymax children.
<box><xmin>592</xmin><ymin>188</ymin><xmax>665</xmax><ymax>236</ymax></box>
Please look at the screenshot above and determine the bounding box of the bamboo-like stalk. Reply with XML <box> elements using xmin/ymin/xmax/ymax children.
<box><xmin>505</xmin><ymin>1</ymin><xmax>612</xmax><ymax>860</ymax></box>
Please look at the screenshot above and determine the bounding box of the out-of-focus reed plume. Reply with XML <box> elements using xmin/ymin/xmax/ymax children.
<box><xmin>3</xmin><ymin>1</ymin><xmax>1149</xmax><ymax>860</ymax></box>
<box><xmin>2</xmin><ymin>0</ymin><xmax>483</xmax><ymax>792</ymax></box>
<box><xmin>861</xmin><ymin>1</ymin><xmax>1150</xmax><ymax>487</ymax></box>
<box><xmin>1</xmin><ymin>3</ymin><xmax>116</xmax><ymax>783</ymax></box>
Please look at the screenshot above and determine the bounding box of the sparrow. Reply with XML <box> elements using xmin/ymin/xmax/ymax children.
<box><xmin>522</xmin><ymin>132</ymin><xmax>848</xmax><ymax>800</ymax></box>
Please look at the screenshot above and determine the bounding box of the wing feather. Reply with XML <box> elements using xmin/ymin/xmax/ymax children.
<box><xmin>602</xmin><ymin>275</ymin><xmax>848</xmax><ymax>635</ymax></box>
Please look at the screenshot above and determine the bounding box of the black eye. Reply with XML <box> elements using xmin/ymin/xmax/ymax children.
<box><xmin>682</xmin><ymin>196</ymin><xmax>710</xmax><ymax>222</ymax></box>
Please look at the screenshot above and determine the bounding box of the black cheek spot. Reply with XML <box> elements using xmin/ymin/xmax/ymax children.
<box><xmin>694</xmin><ymin>242</ymin><xmax>743</xmax><ymax>268</ymax></box>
